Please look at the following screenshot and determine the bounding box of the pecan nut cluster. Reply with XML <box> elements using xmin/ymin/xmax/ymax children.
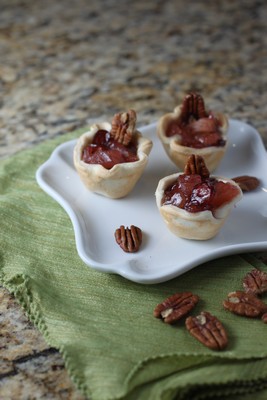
<box><xmin>114</xmin><ymin>225</ymin><xmax>142</xmax><ymax>253</ymax></box>
<box><xmin>153</xmin><ymin>291</ymin><xmax>227</xmax><ymax>350</ymax></box>
<box><xmin>153</xmin><ymin>268</ymin><xmax>267</xmax><ymax>351</ymax></box>
<box><xmin>223</xmin><ymin>268</ymin><xmax>267</xmax><ymax>324</ymax></box>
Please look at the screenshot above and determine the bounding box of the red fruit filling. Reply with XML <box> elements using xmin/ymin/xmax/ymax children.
<box><xmin>82</xmin><ymin>129</ymin><xmax>138</xmax><ymax>169</ymax></box>
<box><xmin>162</xmin><ymin>174</ymin><xmax>240</xmax><ymax>213</ymax></box>
<box><xmin>166</xmin><ymin>114</ymin><xmax>226</xmax><ymax>149</ymax></box>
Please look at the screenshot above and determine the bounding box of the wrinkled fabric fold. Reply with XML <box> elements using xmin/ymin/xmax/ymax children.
<box><xmin>1</xmin><ymin>131</ymin><xmax>267</xmax><ymax>400</ymax></box>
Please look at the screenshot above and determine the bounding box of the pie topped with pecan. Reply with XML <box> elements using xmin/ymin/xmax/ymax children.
<box><xmin>73</xmin><ymin>110</ymin><xmax>153</xmax><ymax>198</ymax></box>
<box><xmin>155</xmin><ymin>154</ymin><xmax>242</xmax><ymax>240</ymax></box>
<box><xmin>157</xmin><ymin>92</ymin><xmax>228</xmax><ymax>172</ymax></box>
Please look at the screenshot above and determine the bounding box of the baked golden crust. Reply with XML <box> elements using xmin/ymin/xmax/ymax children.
<box><xmin>155</xmin><ymin>172</ymin><xmax>242</xmax><ymax>240</ymax></box>
<box><xmin>73</xmin><ymin>122</ymin><xmax>153</xmax><ymax>199</ymax></box>
<box><xmin>157</xmin><ymin>103</ymin><xmax>229</xmax><ymax>172</ymax></box>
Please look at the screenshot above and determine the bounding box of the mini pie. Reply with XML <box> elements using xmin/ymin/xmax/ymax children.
<box><xmin>73</xmin><ymin>110</ymin><xmax>153</xmax><ymax>199</ymax></box>
<box><xmin>155</xmin><ymin>154</ymin><xmax>242</xmax><ymax>240</ymax></box>
<box><xmin>157</xmin><ymin>92</ymin><xmax>229</xmax><ymax>172</ymax></box>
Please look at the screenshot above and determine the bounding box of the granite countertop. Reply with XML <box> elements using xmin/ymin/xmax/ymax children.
<box><xmin>1</xmin><ymin>0</ymin><xmax>267</xmax><ymax>398</ymax></box>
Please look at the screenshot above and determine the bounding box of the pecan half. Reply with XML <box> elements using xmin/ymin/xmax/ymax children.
<box><xmin>153</xmin><ymin>292</ymin><xmax>199</xmax><ymax>324</ymax></box>
<box><xmin>232</xmin><ymin>176</ymin><xmax>260</xmax><ymax>192</ymax></box>
<box><xmin>110</xmin><ymin>109</ymin><xmax>137</xmax><ymax>146</ymax></box>
<box><xmin>179</xmin><ymin>92</ymin><xmax>208</xmax><ymax>124</ymax></box>
<box><xmin>223</xmin><ymin>291</ymin><xmax>267</xmax><ymax>318</ymax></box>
<box><xmin>184</xmin><ymin>154</ymin><xmax>210</xmax><ymax>179</ymax></box>
<box><xmin>114</xmin><ymin>225</ymin><xmax>142</xmax><ymax>253</ymax></box>
<box><xmin>243</xmin><ymin>269</ymin><xmax>267</xmax><ymax>295</ymax></box>
<box><xmin>185</xmin><ymin>311</ymin><xmax>228</xmax><ymax>350</ymax></box>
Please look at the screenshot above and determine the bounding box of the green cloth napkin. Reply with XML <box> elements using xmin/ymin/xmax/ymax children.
<box><xmin>1</xmin><ymin>130</ymin><xmax>267</xmax><ymax>400</ymax></box>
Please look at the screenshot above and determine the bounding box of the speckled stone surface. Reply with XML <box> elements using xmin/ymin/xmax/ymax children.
<box><xmin>1</xmin><ymin>0</ymin><xmax>267</xmax><ymax>398</ymax></box>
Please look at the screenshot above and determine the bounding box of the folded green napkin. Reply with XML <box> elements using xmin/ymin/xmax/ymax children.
<box><xmin>1</xmin><ymin>130</ymin><xmax>267</xmax><ymax>400</ymax></box>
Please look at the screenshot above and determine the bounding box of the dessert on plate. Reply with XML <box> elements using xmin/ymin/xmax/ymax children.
<box><xmin>155</xmin><ymin>154</ymin><xmax>242</xmax><ymax>240</ymax></box>
<box><xmin>73</xmin><ymin>110</ymin><xmax>153</xmax><ymax>198</ymax></box>
<box><xmin>157</xmin><ymin>92</ymin><xmax>229</xmax><ymax>171</ymax></box>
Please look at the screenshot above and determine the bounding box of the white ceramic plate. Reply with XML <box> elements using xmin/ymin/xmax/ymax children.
<box><xmin>36</xmin><ymin>120</ymin><xmax>267</xmax><ymax>284</ymax></box>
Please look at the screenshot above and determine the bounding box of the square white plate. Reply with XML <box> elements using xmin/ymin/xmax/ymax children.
<box><xmin>36</xmin><ymin>120</ymin><xmax>267</xmax><ymax>284</ymax></box>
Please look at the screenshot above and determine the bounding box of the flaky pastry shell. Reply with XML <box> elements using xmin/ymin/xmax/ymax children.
<box><xmin>157</xmin><ymin>105</ymin><xmax>229</xmax><ymax>172</ymax></box>
<box><xmin>73</xmin><ymin>122</ymin><xmax>153</xmax><ymax>199</ymax></box>
<box><xmin>155</xmin><ymin>172</ymin><xmax>242</xmax><ymax>240</ymax></box>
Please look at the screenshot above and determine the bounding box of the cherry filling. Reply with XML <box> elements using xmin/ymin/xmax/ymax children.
<box><xmin>162</xmin><ymin>174</ymin><xmax>240</xmax><ymax>213</ymax></box>
<box><xmin>166</xmin><ymin>114</ymin><xmax>226</xmax><ymax>148</ymax></box>
<box><xmin>82</xmin><ymin>129</ymin><xmax>138</xmax><ymax>169</ymax></box>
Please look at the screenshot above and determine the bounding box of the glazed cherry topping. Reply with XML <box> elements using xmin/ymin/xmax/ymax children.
<box><xmin>82</xmin><ymin>129</ymin><xmax>138</xmax><ymax>169</ymax></box>
<box><xmin>166</xmin><ymin>115</ymin><xmax>225</xmax><ymax>149</ymax></box>
<box><xmin>162</xmin><ymin>174</ymin><xmax>240</xmax><ymax>213</ymax></box>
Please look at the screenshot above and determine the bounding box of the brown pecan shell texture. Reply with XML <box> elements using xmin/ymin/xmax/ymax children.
<box><xmin>184</xmin><ymin>154</ymin><xmax>210</xmax><ymax>179</ymax></box>
<box><xmin>223</xmin><ymin>291</ymin><xmax>267</xmax><ymax>318</ymax></box>
<box><xmin>110</xmin><ymin>109</ymin><xmax>137</xmax><ymax>146</ymax></box>
<box><xmin>115</xmin><ymin>225</ymin><xmax>142</xmax><ymax>253</ymax></box>
<box><xmin>185</xmin><ymin>311</ymin><xmax>228</xmax><ymax>350</ymax></box>
<box><xmin>153</xmin><ymin>292</ymin><xmax>199</xmax><ymax>324</ymax></box>
<box><xmin>179</xmin><ymin>92</ymin><xmax>208</xmax><ymax>123</ymax></box>
<box><xmin>242</xmin><ymin>269</ymin><xmax>267</xmax><ymax>295</ymax></box>
<box><xmin>232</xmin><ymin>176</ymin><xmax>260</xmax><ymax>192</ymax></box>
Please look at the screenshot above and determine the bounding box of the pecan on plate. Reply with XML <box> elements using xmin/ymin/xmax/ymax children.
<box><xmin>110</xmin><ymin>109</ymin><xmax>137</xmax><ymax>146</ymax></box>
<box><xmin>115</xmin><ymin>225</ymin><xmax>142</xmax><ymax>253</ymax></box>
<box><xmin>185</xmin><ymin>311</ymin><xmax>228</xmax><ymax>350</ymax></box>
<box><xmin>184</xmin><ymin>154</ymin><xmax>210</xmax><ymax>179</ymax></box>
<box><xmin>153</xmin><ymin>292</ymin><xmax>199</xmax><ymax>324</ymax></box>
<box><xmin>232</xmin><ymin>176</ymin><xmax>260</xmax><ymax>192</ymax></box>
<box><xmin>243</xmin><ymin>269</ymin><xmax>267</xmax><ymax>295</ymax></box>
<box><xmin>223</xmin><ymin>291</ymin><xmax>267</xmax><ymax>318</ymax></box>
